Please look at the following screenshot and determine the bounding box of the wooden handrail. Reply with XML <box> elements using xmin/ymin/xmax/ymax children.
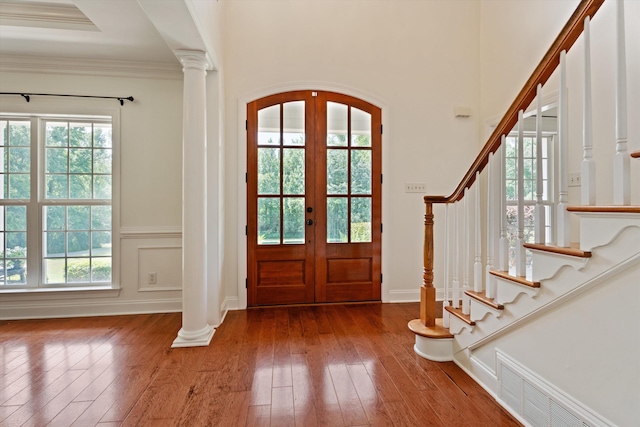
<box><xmin>424</xmin><ymin>0</ymin><xmax>605</xmax><ymax>205</ymax></box>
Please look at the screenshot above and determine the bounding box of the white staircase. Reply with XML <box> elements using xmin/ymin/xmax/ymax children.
<box><xmin>409</xmin><ymin>0</ymin><xmax>640</xmax><ymax>425</ymax></box>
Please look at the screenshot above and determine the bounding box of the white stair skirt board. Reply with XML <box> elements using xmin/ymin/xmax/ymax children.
<box><xmin>469</xmin><ymin>298</ymin><xmax>503</xmax><ymax>322</ymax></box>
<box><xmin>448</xmin><ymin>314</ymin><xmax>473</xmax><ymax>335</ymax></box>
<box><xmin>495</xmin><ymin>277</ymin><xmax>539</xmax><ymax>305</ymax></box>
<box><xmin>171</xmin><ymin>324</ymin><xmax>216</xmax><ymax>348</ymax></box>
<box><xmin>571</xmin><ymin>211</ymin><xmax>640</xmax><ymax>251</ymax></box>
<box><xmin>529</xmin><ymin>250</ymin><xmax>590</xmax><ymax>283</ymax></box>
<box><xmin>413</xmin><ymin>334</ymin><xmax>454</xmax><ymax>362</ymax></box>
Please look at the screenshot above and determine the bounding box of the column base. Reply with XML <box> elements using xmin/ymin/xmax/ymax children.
<box><xmin>408</xmin><ymin>318</ymin><xmax>454</xmax><ymax>362</ymax></box>
<box><xmin>171</xmin><ymin>324</ymin><xmax>215</xmax><ymax>348</ymax></box>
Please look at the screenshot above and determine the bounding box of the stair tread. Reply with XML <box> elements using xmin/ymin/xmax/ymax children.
<box><xmin>523</xmin><ymin>242</ymin><xmax>591</xmax><ymax>258</ymax></box>
<box><xmin>567</xmin><ymin>205</ymin><xmax>640</xmax><ymax>213</ymax></box>
<box><xmin>465</xmin><ymin>290</ymin><xmax>504</xmax><ymax>310</ymax></box>
<box><xmin>445</xmin><ymin>305</ymin><xmax>475</xmax><ymax>325</ymax></box>
<box><xmin>408</xmin><ymin>318</ymin><xmax>454</xmax><ymax>339</ymax></box>
<box><xmin>490</xmin><ymin>270</ymin><xmax>541</xmax><ymax>288</ymax></box>
<box><xmin>631</xmin><ymin>150</ymin><xmax>640</xmax><ymax>159</ymax></box>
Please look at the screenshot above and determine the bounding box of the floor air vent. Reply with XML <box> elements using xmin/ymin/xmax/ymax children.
<box><xmin>496</xmin><ymin>351</ymin><xmax>611</xmax><ymax>427</ymax></box>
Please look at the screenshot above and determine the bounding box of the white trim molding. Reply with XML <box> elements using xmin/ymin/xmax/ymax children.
<box><xmin>120</xmin><ymin>226</ymin><xmax>182</xmax><ymax>239</ymax></box>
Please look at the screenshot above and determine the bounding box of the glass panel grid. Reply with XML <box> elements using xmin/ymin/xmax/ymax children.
<box><xmin>42</xmin><ymin>205</ymin><xmax>112</xmax><ymax>284</ymax></box>
<box><xmin>44</xmin><ymin>121</ymin><xmax>112</xmax><ymax>200</ymax></box>
<box><xmin>1</xmin><ymin>120</ymin><xmax>31</xmax><ymax>200</ymax></box>
<box><xmin>0</xmin><ymin>205</ymin><xmax>28</xmax><ymax>286</ymax></box>
<box><xmin>505</xmin><ymin>136</ymin><xmax>552</xmax><ymax>203</ymax></box>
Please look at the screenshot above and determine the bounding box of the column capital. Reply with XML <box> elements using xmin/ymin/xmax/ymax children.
<box><xmin>174</xmin><ymin>49</ymin><xmax>211</xmax><ymax>72</ymax></box>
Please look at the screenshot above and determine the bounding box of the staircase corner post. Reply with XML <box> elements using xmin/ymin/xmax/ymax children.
<box><xmin>421</xmin><ymin>201</ymin><xmax>437</xmax><ymax>327</ymax></box>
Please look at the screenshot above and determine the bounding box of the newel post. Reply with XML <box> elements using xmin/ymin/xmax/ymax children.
<box><xmin>421</xmin><ymin>201</ymin><xmax>437</xmax><ymax>327</ymax></box>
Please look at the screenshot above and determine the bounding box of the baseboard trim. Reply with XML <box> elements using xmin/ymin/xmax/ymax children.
<box><xmin>387</xmin><ymin>289</ymin><xmax>419</xmax><ymax>303</ymax></box>
<box><xmin>0</xmin><ymin>298</ymin><xmax>182</xmax><ymax>320</ymax></box>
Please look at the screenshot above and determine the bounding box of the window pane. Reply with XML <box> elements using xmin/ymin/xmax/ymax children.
<box><xmin>68</xmin><ymin>232</ymin><xmax>90</xmax><ymax>256</ymax></box>
<box><xmin>327</xmin><ymin>149</ymin><xmax>347</xmax><ymax>194</ymax></box>
<box><xmin>0</xmin><ymin>121</ymin><xmax>7</xmax><ymax>146</ymax></box>
<box><xmin>327</xmin><ymin>197</ymin><xmax>348</xmax><ymax>243</ymax></box>
<box><xmin>68</xmin><ymin>206</ymin><xmax>90</xmax><ymax>230</ymax></box>
<box><xmin>283</xmin><ymin>148</ymin><xmax>304</xmax><ymax>195</ymax></box>
<box><xmin>258</xmin><ymin>104</ymin><xmax>280</xmax><ymax>145</ymax></box>
<box><xmin>92</xmin><ymin>231</ymin><xmax>111</xmax><ymax>256</ymax></box>
<box><xmin>283</xmin><ymin>101</ymin><xmax>304</xmax><ymax>146</ymax></box>
<box><xmin>94</xmin><ymin>124</ymin><xmax>112</xmax><ymax>148</ymax></box>
<box><xmin>351</xmin><ymin>108</ymin><xmax>371</xmax><ymax>147</ymax></box>
<box><xmin>351</xmin><ymin>198</ymin><xmax>372</xmax><ymax>243</ymax></box>
<box><xmin>6</xmin><ymin>206</ymin><xmax>26</xmax><ymax>231</ymax></box>
<box><xmin>44</xmin><ymin>258</ymin><xmax>65</xmax><ymax>283</ymax></box>
<box><xmin>69</xmin><ymin>148</ymin><xmax>92</xmax><ymax>173</ymax></box>
<box><xmin>9</xmin><ymin>121</ymin><xmax>30</xmax><ymax>146</ymax></box>
<box><xmin>91</xmin><ymin>206</ymin><xmax>111</xmax><ymax>230</ymax></box>
<box><xmin>6</xmin><ymin>231</ymin><xmax>26</xmax><ymax>250</ymax></box>
<box><xmin>327</xmin><ymin>102</ymin><xmax>348</xmax><ymax>146</ymax></box>
<box><xmin>9</xmin><ymin>148</ymin><xmax>30</xmax><ymax>172</ymax></box>
<box><xmin>70</xmin><ymin>174</ymin><xmax>92</xmax><ymax>199</ymax></box>
<box><xmin>283</xmin><ymin>197</ymin><xmax>304</xmax><ymax>244</ymax></box>
<box><xmin>67</xmin><ymin>258</ymin><xmax>90</xmax><ymax>282</ymax></box>
<box><xmin>258</xmin><ymin>198</ymin><xmax>280</xmax><ymax>245</ymax></box>
<box><xmin>93</xmin><ymin>175</ymin><xmax>111</xmax><ymax>199</ymax></box>
<box><xmin>93</xmin><ymin>149</ymin><xmax>112</xmax><ymax>174</ymax></box>
<box><xmin>45</xmin><ymin>232</ymin><xmax>65</xmax><ymax>257</ymax></box>
<box><xmin>46</xmin><ymin>123</ymin><xmax>68</xmax><ymax>147</ymax></box>
<box><xmin>351</xmin><ymin>150</ymin><xmax>371</xmax><ymax>194</ymax></box>
<box><xmin>45</xmin><ymin>206</ymin><xmax>65</xmax><ymax>230</ymax></box>
<box><xmin>46</xmin><ymin>148</ymin><xmax>68</xmax><ymax>173</ymax></box>
<box><xmin>92</xmin><ymin>258</ymin><xmax>111</xmax><ymax>282</ymax></box>
<box><xmin>258</xmin><ymin>148</ymin><xmax>280</xmax><ymax>195</ymax></box>
<box><xmin>69</xmin><ymin>123</ymin><xmax>92</xmax><ymax>147</ymax></box>
<box><xmin>9</xmin><ymin>174</ymin><xmax>30</xmax><ymax>199</ymax></box>
<box><xmin>46</xmin><ymin>175</ymin><xmax>68</xmax><ymax>199</ymax></box>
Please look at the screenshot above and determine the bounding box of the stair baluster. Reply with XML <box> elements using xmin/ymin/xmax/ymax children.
<box><xmin>443</xmin><ymin>203</ymin><xmax>450</xmax><ymax>328</ymax></box>
<box><xmin>534</xmin><ymin>84</ymin><xmax>547</xmax><ymax>244</ymax></box>
<box><xmin>557</xmin><ymin>50</ymin><xmax>571</xmax><ymax>247</ymax></box>
<box><xmin>474</xmin><ymin>171</ymin><xmax>483</xmax><ymax>293</ymax></box>
<box><xmin>614</xmin><ymin>0</ymin><xmax>629</xmax><ymax>205</ymax></box>
<box><xmin>582</xmin><ymin>16</ymin><xmax>596</xmax><ymax>205</ymax></box>
<box><xmin>486</xmin><ymin>152</ymin><xmax>496</xmax><ymax>299</ymax></box>
<box><xmin>453</xmin><ymin>201</ymin><xmax>460</xmax><ymax>309</ymax></box>
<box><xmin>516</xmin><ymin>110</ymin><xmax>526</xmax><ymax>277</ymax></box>
<box><xmin>499</xmin><ymin>137</ymin><xmax>509</xmax><ymax>271</ymax></box>
<box><xmin>462</xmin><ymin>188</ymin><xmax>470</xmax><ymax>315</ymax></box>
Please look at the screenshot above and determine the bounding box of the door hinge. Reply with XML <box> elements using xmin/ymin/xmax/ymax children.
<box><xmin>380</xmin><ymin>124</ymin><xmax>383</xmax><ymax>135</ymax></box>
<box><xmin>380</xmin><ymin>274</ymin><xmax>383</xmax><ymax>283</ymax></box>
<box><xmin>381</xmin><ymin>223</ymin><xmax>383</xmax><ymax>233</ymax></box>
<box><xmin>245</xmin><ymin>120</ymin><xmax>248</xmax><ymax>130</ymax></box>
<box><xmin>245</xmin><ymin>172</ymin><xmax>248</xmax><ymax>183</ymax></box>
<box><xmin>245</xmin><ymin>225</ymin><xmax>248</xmax><ymax>236</ymax></box>
<box><xmin>246</xmin><ymin>278</ymin><xmax>248</xmax><ymax>289</ymax></box>
<box><xmin>381</xmin><ymin>174</ymin><xmax>383</xmax><ymax>184</ymax></box>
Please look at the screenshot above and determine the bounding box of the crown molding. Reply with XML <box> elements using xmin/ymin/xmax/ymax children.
<box><xmin>0</xmin><ymin>1</ymin><xmax>97</xmax><ymax>31</ymax></box>
<box><xmin>0</xmin><ymin>54</ymin><xmax>182</xmax><ymax>80</ymax></box>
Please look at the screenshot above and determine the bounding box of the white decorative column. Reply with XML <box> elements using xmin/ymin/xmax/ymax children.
<box><xmin>613</xmin><ymin>0</ymin><xmax>630</xmax><ymax>205</ymax></box>
<box><xmin>173</xmin><ymin>50</ymin><xmax>215</xmax><ymax>348</ymax></box>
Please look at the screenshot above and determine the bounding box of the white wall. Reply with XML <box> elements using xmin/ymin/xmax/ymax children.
<box><xmin>223</xmin><ymin>0</ymin><xmax>483</xmax><ymax>305</ymax></box>
<box><xmin>0</xmin><ymin>67</ymin><xmax>186</xmax><ymax>318</ymax></box>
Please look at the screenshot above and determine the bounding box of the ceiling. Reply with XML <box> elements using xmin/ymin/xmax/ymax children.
<box><xmin>0</xmin><ymin>0</ymin><xmax>180</xmax><ymax>66</ymax></box>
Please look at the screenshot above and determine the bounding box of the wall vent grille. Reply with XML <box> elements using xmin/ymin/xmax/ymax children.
<box><xmin>496</xmin><ymin>351</ymin><xmax>610</xmax><ymax>427</ymax></box>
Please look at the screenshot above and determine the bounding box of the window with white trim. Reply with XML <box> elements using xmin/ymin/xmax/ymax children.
<box><xmin>0</xmin><ymin>115</ymin><xmax>115</xmax><ymax>288</ymax></box>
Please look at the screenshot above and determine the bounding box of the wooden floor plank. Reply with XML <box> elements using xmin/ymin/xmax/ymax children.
<box><xmin>0</xmin><ymin>304</ymin><xmax>521</xmax><ymax>427</ymax></box>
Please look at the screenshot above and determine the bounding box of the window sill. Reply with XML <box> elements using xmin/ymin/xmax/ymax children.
<box><xmin>0</xmin><ymin>285</ymin><xmax>121</xmax><ymax>302</ymax></box>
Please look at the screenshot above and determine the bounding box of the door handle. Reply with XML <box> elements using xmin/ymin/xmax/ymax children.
<box><xmin>306</xmin><ymin>219</ymin><xmax>313</xmax><ymax>226</ymax></box>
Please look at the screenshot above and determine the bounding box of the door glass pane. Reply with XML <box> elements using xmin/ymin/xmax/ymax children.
<box><xmin>258</xmin><ymin>198</ymin><xmax>280</xmax><ymax>245</ymax></box>
<box><xmin>351</xmin><ymin>198</ymin><xmax>372</xmax><ymax>242</ymax></box>
<box><xmin>327</xmin><ymin>102</ymin><xmax>347</xmax><ymax>146</ymax></box>
<box><xmin>327</xmin><ymin>149</ymin><xmax>347</xmax><ymax>194</ymax></box>
<box><xmin>283</xmin><ymin>101</ymin><xmax>305</xmax><ymax>146</ymax></box>
<box><xmin>283</xmin><ymin>148</ymin><xmax>304</xmax><ymax>195</ymax></box>
<box><xmin>283</xmin><ymin>197</ymin><xmax>304</xmax><ymax>244</ymax></box>
<box><xmin>258</xmin><ymin>104</ymin><xmax>280</xmax><ymax>145</ymax></box>
<box><xmin>351</xmin><ymin>150</ymin><xmax>371</xmax><ymax>195</ymax></box>
<box><xmin>258</xmin><ymin>148</ymin><xmax>280</xmax><ymax>195</ymax></box>
<box><xmin>327</xmin><ymin>197</ymin><xmax>348</xmax><ymax>243</ymax></box>
<box><xmin>351</xmin><ymin>108</ymin><xmax>371</xmax><ymax>147</ymax></box>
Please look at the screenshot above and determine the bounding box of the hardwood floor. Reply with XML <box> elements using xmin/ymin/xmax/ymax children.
<box><xmin>0</xmin><ymin>303</ymin><xmax>521</xmax><ymax>426</ymax></box>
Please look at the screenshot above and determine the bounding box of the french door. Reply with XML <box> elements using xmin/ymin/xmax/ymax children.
<box><xmin>247</xmin><ymin>91</ymin><xmax>381</xmax><ymax>306</ymax></box>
